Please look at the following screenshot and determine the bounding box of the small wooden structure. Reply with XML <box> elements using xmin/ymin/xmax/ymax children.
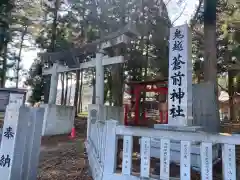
<box><xmin>124</xmin><ymin>79</ymin><xmax>168</xmax><ymax>126</ymax></box>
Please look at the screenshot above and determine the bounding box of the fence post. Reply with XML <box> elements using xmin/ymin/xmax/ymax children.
<box><xmin>103</xmin><ymin>120</ymin><xmax>118</xmax><ymax>177</ymax></box>
<box><xmin>21</xmin><ymin>108</ymin><xmax>44</xmax><ymax>180</ymax></box>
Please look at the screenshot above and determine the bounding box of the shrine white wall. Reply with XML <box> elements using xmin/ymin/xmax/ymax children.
<box><xmin>41</xmin><ymin>104</ymin><xmax>75</xmax><ymax>136</ymax></box>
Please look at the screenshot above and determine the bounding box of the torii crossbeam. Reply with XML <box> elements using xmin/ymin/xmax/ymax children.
<box><xmin>44</xmin><ymin>55</ymin><xmax>124</xmax><ymax>105</ymax></box>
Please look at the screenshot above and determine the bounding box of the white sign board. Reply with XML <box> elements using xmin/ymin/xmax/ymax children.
<box><xmin>168</xmin><ymin>24</ymin><xmax>193</xmax><ymax>126</ymax></box>
<box><xmin>140</xmin><ymin>137</ymin><xmax>150</xmax><ymax>177</ymax></box>
<box><xmin>0</xmin><ymin>106</ymin><xmax>28</xmax><ymax>179</ymax></box>
<box><xmin>8</xmin><ymin>93</ymin><xmax>24</xmax><ymax>106</ymax></box>
<box><xmin>201</xmin><ymin>142</ymin><xmax>213</xmax><ymax>180</ymax></box>
<box><xmin>0</xmin><ymin>110</ymin><xmax>18</xmax><ymax>178</ymax></box>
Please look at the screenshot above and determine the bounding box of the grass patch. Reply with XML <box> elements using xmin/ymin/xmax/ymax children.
<box><xmin>78</xmin><ymin>111</ymin><xmax>88</xmax><ymax>118</ymax></box>
<box><xmin>76</xmin><ymin>140</ymin><xmax>85</xmax><ymax>153</ymax></box>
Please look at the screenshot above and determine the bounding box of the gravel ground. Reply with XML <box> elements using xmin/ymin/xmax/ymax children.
<box><xmin>37</xmin><ymin>140</ymin><xmax>92</xmax><ymax>180</ymax></box>
<box><xmin>37</xmin><ymin>119</ymin><xmax>92</xmax><ymax>180</ymax></box>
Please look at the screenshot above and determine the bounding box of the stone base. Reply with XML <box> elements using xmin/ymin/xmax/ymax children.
<box><xmin>149</xmin><ymin>124</ymin><xmax>220</xmax><ymax>171</ymax></box>
<box><xmin>88</xmin><ymin>104</ymin><xmax>124</xmax><ymax>124</ymax></box>
<box><xmin>41</xmin><ymin>104</ymin><xmax>75</xmax><ymax>136</ymax></box>
<box><xmin>153</xmin><ymin>124</ymin><xmax>204</xmax><ymax>132</ymax></box>
<box><xmin>153</xmin><ymin>124</ymin><xmax>204</xmax><ymax>144</ymax></box>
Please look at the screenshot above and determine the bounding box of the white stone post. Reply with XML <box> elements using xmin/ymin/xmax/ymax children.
<box><xmin>48</xmin><ymin>63</ymin><xmax>58</xmax><ymax>104</ymax></box>
<box><xmin>95</xmin><ymin>53</ymin><xmax>104</xmax><ymax>105</ymax></box>
<box><xmin>22</xmin><ymin>108</ymin><xmax>44</xmax><ymax>180</ymax></box>
<box><xmin>0</xmin><ymin>106</ymin><xmax>30</xmax><ymax>180</ymax></box>
<box><xmin>168</xmin><ymin>24</ymin><xmax>193</xmax><ymax>126</ymax></box>
<box><xmin>103</xmin><ymin>120</ymin><xmax>118</xmax><ymax>177</ymax></box>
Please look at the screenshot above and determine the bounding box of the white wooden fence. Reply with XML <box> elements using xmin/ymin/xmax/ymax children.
<box><xmin>85</xmin><ymin>120</ymin><xmax>240</xmax><ymax>180</ymax></box>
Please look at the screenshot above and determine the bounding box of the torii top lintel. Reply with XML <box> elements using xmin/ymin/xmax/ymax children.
<box><xmin>39</xmin><ymin>23</ymin><xmax>139</xmax><ymax>68</ymax></box>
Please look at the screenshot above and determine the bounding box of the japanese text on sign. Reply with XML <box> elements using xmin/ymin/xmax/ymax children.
<box><xmin>0</xmin><ymin>154</ymin><xmax>11</xmax><ymax>168</ymax></box>
<box><xmin>204</xmin><ymin>146</ymin><xmax>210</xmax><ymax>179</ymax></box>
<box><xmin>4</xmin><ymin>126</ymin><xmax>14</xmax><ymax>139</ymax></box>
<box><xmin>163</xmin><ymin>142</ymin><xmax>169</xmax><ymax>173</ymax></box>
<box><xmin>169</xmin><ymin>28</ymin><xmax>186</xmax><ymax>119</ymax></box>
<box><xmin>142</xmin><ymin>140</ymin><xmax>149</xmax><ymax>168</ymax></box>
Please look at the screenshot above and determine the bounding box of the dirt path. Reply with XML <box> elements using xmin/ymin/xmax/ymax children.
<box><xmin>37</xmin><ymin>119</ymin><xmax>92</xmax><ymax>180</ymax></box>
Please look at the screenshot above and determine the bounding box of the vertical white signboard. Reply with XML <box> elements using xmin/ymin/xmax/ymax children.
<box><xmin>9</xmin><ymin>93</ymin><xmax>24</xmax><ymax>106</ymax></box>
<box><xmin>0</xmin><ymin>109</ymin><xmax>17</xmax><ymax>178</ymax></box>
<box><xmin>180</xmin><ymin>141</ymin><xmax>191</xmax><ymax>180</ymax></box>
<box><xmin>168</xmin><ymin>24</ymin><xmax>193</xmax><ymax>126</ymax></box>
<box><xmin>160</xmin><ymin>139</ymin><xmax>170</xmax><ymax>179</ymax></box>
<box><xmin>0</xmin><ymin>106</ymin><xmax>29</xmax><ymax>180</ymax></box>
<box><xmin>140</xmin><ymin>137</ymin><xmax>150</xmax><ymax>178</ymax></box>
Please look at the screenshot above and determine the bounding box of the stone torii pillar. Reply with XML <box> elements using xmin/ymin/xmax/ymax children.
<box><xmin>48</xmin><ymin>63</ymin><xmax>58</xmax><ymax>105</ymax></box>
<box><xmin>95</xmin><ymin>53</ymin><xmax>104</xmax><ymax>105</ymax></box>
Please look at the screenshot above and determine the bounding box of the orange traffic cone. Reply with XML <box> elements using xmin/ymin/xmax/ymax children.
<box><xmin>69</xmin><ymin>127</ymin><xmax>76</xmax><ymax>139</ymax></box>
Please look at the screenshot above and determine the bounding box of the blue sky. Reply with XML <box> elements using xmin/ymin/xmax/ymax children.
<box><xmin>8</xmin><ymin>0</ymin><xmax>198</xmax><ymax>88</ymax></box>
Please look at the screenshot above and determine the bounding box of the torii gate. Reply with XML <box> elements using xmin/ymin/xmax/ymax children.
<box><xmin>40</xmin><ymin>24</ymin><xmax>139</xmax><ymax>105</ymax></box>
<box><xmin>43</xmin><ymin>55</ymin><xmax>124</xmax><ymax>105</ymax></box>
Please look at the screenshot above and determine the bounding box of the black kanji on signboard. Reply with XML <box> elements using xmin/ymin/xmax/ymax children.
<box><xmin>173</xmin><ymin>29</ymin><xmax>184</xmax><ymax>40</ymax></box>
<box><xmin>4</xmin><ymin>126</ymin><xmax>14</xmax><ymax>139</ymax></box>
<box><xmin>171</xmin><ymin>54</ymin><xmax>185</xmax><ymax>70</ymax></box>
<box><xmin>172</xmin><ymin>41</ymin><xmax>183</xmax><ymax>51</ymax></box>
<box><xmin>0</xmin><ymin>154</ymin><xmax>11</xmax><ymax>168</ymax></box>
<box><xmin>170</xmin><ymin>105</ymin><xmax>185</xmax><ymax>118</ymax></box>
<box><xmin>171</xmin><ymin>71</ymin><xmax>185</xmax><ymax>86</ymax></box>
<box><xmin>170</xmin><ymin>88</ymin><xmax>185</xmax><ymax>104</ymax></box>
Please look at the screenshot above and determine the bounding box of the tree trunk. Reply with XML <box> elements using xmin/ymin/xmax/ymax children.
<box><xmin>203</xmin><ymin>0</ymin><xmax>217</xmax><ymax>89</ymax></box>
<box><xmin>0</xmin><ymin>44</ymin><xmax>7</xmax><ymax>88</ymax></box>
<box><xmin>142</xmin><ymin>34</ymin><xmax>150</xmax><ymax>104</ymax></box>
<box><xmin>16</xmin><ymin>26</ymin><xmax>28</xmax><ymax>88</ymax></box>
<box><xmin>228</xmin><ymin>70</ymin><xmax>235</xmax><ymax>122</ymax></box>
<box><xmin>111</xmin><ymin>48</ymin><xmax>124</xmax><ymax>106</ymax></box>
<box><xmin>107</xmin><ymin>72</ymin><xmax>113</xmax><ymax>105</ymax></box>
<box><xmin>112</xmin><ymin>64</ymin><xmax>123</xmax><ymax>106</ymax></box>
<box><xmin>64</xmin><ymin>72</ymin><xmax>69</xmax><ymax>105</ymax></box>
<box><xmin>92</xmin><ymin>75</ymin><xmax>96</xmax><ymax>104</ymax></box>
<box><xmin>236</xmin><ymin>74</ymin><xmax>240</xmax><ymax>93</ymax></box>
<box><xmin>61</xmin><ymin>73</ymin><xmax>65</xmax><ymax>105</ymax></box>
<box><xmin>74</xmin><ymin>70</ymin><xmax>80</xmax><ymax>116</ymax></box>
<box><xmin>44</xmin><ymin>0</ymin><xmax>59</xmax><ymax>103</ymax></box>
<box><xmin>50</xmin><ymin>0</ymin><xmax>59</xmax><ymax>52</ymax></box>
<box><xmin>236</xmin><ymin>75</ymin><xmax>240</xmax><ymax>120</ymax></box>
<box><xmin>78</xmin><ymin>71</ymin><xmax>84</xmax><ymax>113</ymax></box>
<box><xmin>68</xmin><ymin>73</ymin><xmax>72</xmax><ymax>105</ymax></box>
<box><xmin>203</xmin><ymin>0</ymin><xmax>220</xmax><ymax>131</ymax></box>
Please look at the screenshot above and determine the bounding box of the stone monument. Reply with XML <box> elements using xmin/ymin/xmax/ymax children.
<box><xmin>151</xmin><ymin>24</ymin><xmax>219</xmax><ymax>170</ymax></box>
<box><xmin>0</xmin><ymin>103</ymin><xmax>44</xmax><ymax>180</ymax></box>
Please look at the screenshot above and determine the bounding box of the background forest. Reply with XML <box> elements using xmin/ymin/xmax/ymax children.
<box><xmin>0</xmin><ymin>0</ymin><xmax>239</xmax><ymax>120</ymax></box>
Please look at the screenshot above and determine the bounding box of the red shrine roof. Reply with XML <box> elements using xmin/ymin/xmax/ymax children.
<box><xmin>125</xmin><ymin>79</ymin><xmax>168</xmax><ymax>86</ymax></box>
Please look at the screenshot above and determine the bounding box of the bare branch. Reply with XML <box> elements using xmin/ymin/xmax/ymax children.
<box><xmin>165</xmin><ymin>0</ymin><xmax>172</xmax><ymax>6</ymax></box>
<box><xmin>171</xmin><ymin>2</ymin><xmax>187</xmax><ymax>25</ymax></box>
<box><xmin>190</xmin><ymin>0</ymin><xmax>204</xmax><ymax>29</ymax></box>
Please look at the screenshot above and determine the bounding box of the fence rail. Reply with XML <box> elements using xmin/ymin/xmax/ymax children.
<box><xmin>85</xmin><ymin>120</ymin><xmax>240</xmax><ymax>180</ymax></box>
